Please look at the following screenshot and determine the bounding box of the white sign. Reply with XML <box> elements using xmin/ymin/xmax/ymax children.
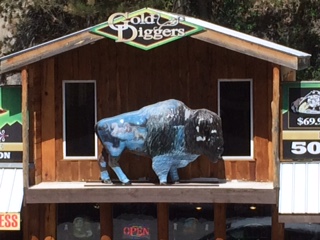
<box><xmin>0</xmin><ymin>213</ymin><xmax>20</xmax><ymax>230</ymax></box>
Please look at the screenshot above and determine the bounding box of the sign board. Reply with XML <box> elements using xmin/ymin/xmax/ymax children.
<box><xmin>0</xmin><ymin>213</ymin><xmax>20</xmax><ymax>230</ymax></box>
<box><xmin>90</xmin><ymin>8</ymin><xmax>204</xmax><ymax>50</ymax></box>
<box><xmin>123</xmin><ymin>224</ymin><xmax>150</xmax><ymax>239</ymax></box>
<box><xmin>0</xmin><ymin>87</ymin><xmax>22</xmax><ymax>162</ymax></box>
<box><xmin>282</xmin><ymin>81</ymin><xmax>320</xmax><ymax>160</ymax></box>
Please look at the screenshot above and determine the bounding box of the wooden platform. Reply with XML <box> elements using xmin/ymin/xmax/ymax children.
<box><xmin>26</xmin><ymin>181</ymin><xmax>276</xmax><ymax>204</ymax></box>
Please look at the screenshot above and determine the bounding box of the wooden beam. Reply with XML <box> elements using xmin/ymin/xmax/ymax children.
<box><xmin>279</xmin><ymin>214</ymin><xmax>320</xmax><ymax>223</ymax></box>
<box><xmin>22</xmin><ymin>204</ymin><xmax>31</xmax><ymax>240</ymax></box>
<box><xmin>21</xmin><ymin>68</ymin><xmax>29</xmax><ymax>190</ymax></box>
<box><xmin>0</xmin><ymin>31</ymin><xmax>104</xmax><ymax>74</ymax></box>
<box><xmin>214</xmin><ymin>203</ymin><xmax>226</xmax><ymax>240</ymax></box>
<box><xmin>157</xmin><ymin>203</ymin><xmax>169</xmax><ymax>240</ymax></box>
<box><xmin>272</xmin><ymin>205</ymin><xmax>284</xmax><ymax>240</ymax></box>
<box><xmin>281</xmin><ymin>67</ymin><xmax>296</xmax><ymax>81</ymax></box>
<box><xmin>192</xmin><ymin>30</ymin><xmax>309</xmax><ymax>70</ymax></box>
<box><xmin>100</xmin><ymin>203</ymin><xmax>113</xmax><ymax>240</ymax></box>
<box><xmin>26</xmin><ymin>182</ymin><xmax>277</xmax><ymax>204</ymax></box>
<box><xmin>44</xmin><ymin>204</ymin><xmax>57</xmax><ymax>240</ymax></box>
<box><xmin>272</xmin><ymin>65</ymin><xmax>280</xmax><ymax>188</ymax></box>
<box><xmin>23</xmin><ymin>204</ymin><xmax>41</xmax><ymax>240</ymax></box>
<box><xmin>0</xmin><ymin>24</ymin><xmax>310</xmax><ymax>76</ymax></box>
<box><xmin>41</xmin><ymin>58</ymin><xmax>56</xmax><ymax>181</ymax></box>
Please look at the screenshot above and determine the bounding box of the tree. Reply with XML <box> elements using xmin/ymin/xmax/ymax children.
<box><xmin>212</xmin><ymin>0</ymin><xmax>320</xmax><ymax>80</ymax></box>
<box><xmin>0</xmin><ymin>0</ymin><xmax>175</xmax><ymax>55</ymax></box>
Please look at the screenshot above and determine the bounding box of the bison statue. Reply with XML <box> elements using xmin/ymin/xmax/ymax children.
<box><xmin>95</xmin><ymin>99</ymin><xmax>223</xmax><ymax>185</ymax></box>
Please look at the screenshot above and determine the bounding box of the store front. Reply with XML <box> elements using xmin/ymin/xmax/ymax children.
<box><xmin>55</xmin><ymin>203</ymin><xmax>320</xmax><ymax>240</ymax></box>
<box><xmin>0</xmin><ymin>8</ymin><xmax>312</xmax><ymax>240</ymax></box>
<box><xmin>0</xmin><ymin>86</ymin><xmax>23</xmax><ymax>240</ymax></box>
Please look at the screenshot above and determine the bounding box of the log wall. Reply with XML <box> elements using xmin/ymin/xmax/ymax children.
<box><xmin>27</xmin><ymin>36</ymin><xmax>273</xmax><ymax>183</ymax></box>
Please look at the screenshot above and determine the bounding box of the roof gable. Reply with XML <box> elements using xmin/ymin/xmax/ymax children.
<box><xmin>0</xmin><ymin>8</ymin><xmax>311</xmax><ymax>74</ymax></box>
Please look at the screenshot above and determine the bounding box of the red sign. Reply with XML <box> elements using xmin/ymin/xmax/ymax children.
<box><xmin>0</xmin><ymin>213</ymin><xmax>20</xmax><ymax>230</ymax></box>
<box><xmin>123</xmin><ymin>225</ymin><xmax>150</xmax><ymax>239</ymax></box>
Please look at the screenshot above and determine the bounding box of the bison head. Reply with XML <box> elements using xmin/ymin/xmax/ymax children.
<box><xmin>185</xmin><ymin>109</ymin><xmax>224</xmax><ymax>162</ymax></box>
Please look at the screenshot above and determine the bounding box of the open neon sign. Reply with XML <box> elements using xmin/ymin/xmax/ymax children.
<box><xmin>123</xmin><ymin>225</ymin><xmax>150</xmax><ymax>239</ymax></box>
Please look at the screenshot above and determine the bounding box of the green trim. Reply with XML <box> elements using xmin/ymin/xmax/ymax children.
<box><xmin>0</xmin><ymin>114</ymin><xmax>22</xmax><ymax>129</ymax></box>
<box><xmin>0</xmin><ymin>86</ymin><xmax>22</xmax><ymax>129</ymax></box>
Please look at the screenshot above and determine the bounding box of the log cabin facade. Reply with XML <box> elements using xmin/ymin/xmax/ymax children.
<box><xmin>0</xmin><ymin>8</ymin><xmax>314</xmax><ymax>240</ymax></box>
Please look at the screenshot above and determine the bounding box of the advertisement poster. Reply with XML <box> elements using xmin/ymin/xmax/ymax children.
<box><xmin>0</xmin><ymin>86</ymin><xmax>22</xmax><ymax>162</ymax></box>
<box><xmin>282</xmin><ymin>81</ymin><xmax>320</xmax><ymax>160</ymax></box>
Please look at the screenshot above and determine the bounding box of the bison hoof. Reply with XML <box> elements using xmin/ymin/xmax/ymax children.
<box><xmin>122</xmin><ymin>181</ymin><xmax>132</xmax><ymax>186</ymax></box>
<box><xmin>102</xmin><ymin>179</ymin><xmax>113</xmax><ymax>184</ymax></box>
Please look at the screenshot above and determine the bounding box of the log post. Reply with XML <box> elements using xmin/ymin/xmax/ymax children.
<box><xmin>44</xmin><ymin>203</ymin><xmax>57</xmax><ymax>240</ymax></box>
<box><xmin>157</xmin><ymin>203</ymin><xmax>169</xmax><ymax>240</ymax></box>
<box><xmin>272</xmin><ymin>204</ymin><xmax>284</xmax><ymax>240</ymax></box>
<box><xmin>272</xmin><ymin>64</ymin><xmax>280</xmax><ymax>187</ymax></box>
<box><xmin>214</xmin><ymin>203</ymin><xmax>226</xmax><ymax>240</ymax></box>
<box><xmin>22</xmin><ymin>68</ymin><xmax>29</xmax><ymax>189</ymax></box>
<box><xmin>100</xmin><ymin>203</ymin><xmax>113</xmax><ymax>240</ymax></box>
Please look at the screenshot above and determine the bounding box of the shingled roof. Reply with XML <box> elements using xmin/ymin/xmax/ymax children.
<box><xmin>0</xmin><ymin>8</ymin><xmax>311</xmax><ymax>74</ymax></box>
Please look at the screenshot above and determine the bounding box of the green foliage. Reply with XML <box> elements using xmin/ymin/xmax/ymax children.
<box><xmin>1</xmin><ymin>0</ymin><xmax>176</xmax><ymax>54</ymax></box>
<box><xmin>210</xmin><ymin>0</ymin><xmax>254</xmax><ymax>31</ymax></box>
<box><xmin>218</xmin><ymin>0</ymin><xmax>320</xmax><ymax>80</ymax></box>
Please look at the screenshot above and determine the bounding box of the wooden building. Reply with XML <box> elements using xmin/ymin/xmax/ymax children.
<box><xmin>0</xmin><ymin>8</ymin><xmax>313</xmax><ymax>240</ymax></box>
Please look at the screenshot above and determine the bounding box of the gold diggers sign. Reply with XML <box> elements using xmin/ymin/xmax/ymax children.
<box><xmin>90</xmin><ymin>8</ymin><xmax>203</xmax><ymax>50</ymax></box>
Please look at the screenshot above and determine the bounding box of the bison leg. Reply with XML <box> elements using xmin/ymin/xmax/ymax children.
<box><xmin>169</xmin><ymin>167</ymin><xmax>180</xmax><ymax>183</ymax></box>
<box><xmin>98</xmin><ymin>149</ymin><xmax>112</xmax><ymax>184</ymax></box>
<box><xmin>169</xmin><ymin>157</ymin><xmax>199</xmax><ymax>183</ymax></box>
<box><xmin>152</xmin><ymin>155</ymin><xmax>172</xmax><ymax>185</ymax></box>
<box><xmin>108</xmin><ymin>156</ymin><xmax>131</xmax><ymax>185</ymax></box>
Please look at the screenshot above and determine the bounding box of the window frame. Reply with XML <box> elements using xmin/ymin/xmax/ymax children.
<box><xmin>62</xmin><ymin>80</ymin><xmax>98</xmax><ymax>160</ymax></box>
<box><xmin>218</xmin><ymin>79</ymin><xmax>254</xmax><ymax>160</ymax></box>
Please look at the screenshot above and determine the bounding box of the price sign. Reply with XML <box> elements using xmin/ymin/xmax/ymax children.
<box><xmin>296</xmin><ymin>117</ymin><xmax>320</xmax><ymax>126</ymax></box>
<box><xmin>282</xmin><ymin>81</ymin><xmax>320</xmax><ymax>160</ymax></box>
<box><xmin>283</xmin><ymin>140</ymin><xmax>320</xmax><ymax>160</ymax></box>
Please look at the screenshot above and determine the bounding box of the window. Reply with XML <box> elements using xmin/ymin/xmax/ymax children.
<box><xmin>218</xmin><ymin>79</ymin><xmax>253</xmax><ymax>160</ymax></box>
<box><xmin>63</xmin><ymin>81</ymin><xmax>97</xmax><ymax>159</ymax></box>
<box><xmin>225</xmin><ymin>204</ymin><xmax>272</xmax><ymax>240</ymax></box>
<box><xmin>169</xmin><ymin>203</ymin><xmax>213</xmax><ymax>240</ymax></box>
<box><xmin>113</xmin><ymin>203</ymin><xmax>157</xmax><ymax>240</ymax></box>
<box><xmin>57</xmin><ymin>203</ymin><xmax>100</xmax><ymax>240</ymax></box>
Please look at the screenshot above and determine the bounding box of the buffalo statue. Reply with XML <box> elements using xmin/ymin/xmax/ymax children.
<box><xmin>95</xmin><ymin>99</ymin><xmax>223</xmax><ymax>185</ymax></box>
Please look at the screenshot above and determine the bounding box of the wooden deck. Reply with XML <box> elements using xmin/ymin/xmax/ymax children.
<box><xmin>26</xmin><ymin>181</ymin><xmax>276</xmax><ymax>204</ymax></box>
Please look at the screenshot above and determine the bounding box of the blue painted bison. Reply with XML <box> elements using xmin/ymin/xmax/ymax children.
<box><xmin>95</xmin><ymin>99</ymin><xmax>223</xmax><ymax>185</ymax></box>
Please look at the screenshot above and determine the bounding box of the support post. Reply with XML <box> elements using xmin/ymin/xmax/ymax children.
<box><xmin>41</xmin><ymin>58</ymin><xmax>56</xmax><ymax>181</ymax></box>
<box><xmin>44</xmin><ymin>203</ymin><xmax>57</xmax><ymax>240</ymax></box>
<box><xmin>22</xmin><ymin>68</ymin><xmax>29</xmax><ymax>190</ymax></box>
<box><xmin>272</xmin><ymin>64</ymin><xmax>280</xmax><ymax>188</ymax></box>
<box><xmin>100</xmin><ymin>203</ymin><xmax>113</xmax><ymax>240</ymax></box>
<box><xmin>272</xmin><ymin>204</ymin><xmax>284</xmax><ymax>240</ymax></box>
<box><xmin>214</xmin><ymin>203</ymin><xmax>226</xmax><ymax>240</ymax></box>
<box><xmin>157</xmin><ymin>203</ymin><xmax>169</xmax><ymax>240</ymax></box>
